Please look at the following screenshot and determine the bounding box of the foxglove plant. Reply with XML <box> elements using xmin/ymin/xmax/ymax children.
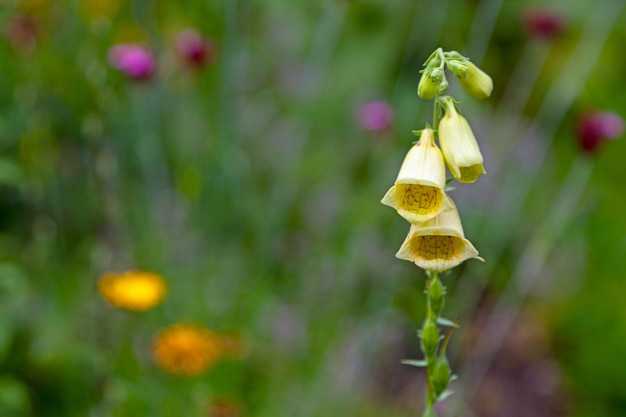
<box><xmin>381</xmin><ymin>47</ymin><xmax>492</xmax><ymax>416</ymax></box>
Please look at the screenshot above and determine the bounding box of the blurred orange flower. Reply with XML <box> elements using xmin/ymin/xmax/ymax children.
<box><xmin>98</xmin><ymin>270</ymin><xmax>166</xmax><ymax>312</ymax></box>
<box><xmin>153</xmin><ymin>324</ymin><xmax>222</xmax><ymax>376</ymax></box>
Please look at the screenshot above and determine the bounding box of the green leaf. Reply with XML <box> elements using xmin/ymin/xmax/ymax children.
<box><xmin>437</xmin><ymin>317</ymin><xmax>459</xmax><ymax>328</ymax></box>
<box><xmin>437</xmin><ymin>389</ymin><xmax>455</xmax><ymax>402</ymax></box>
<box><xmin>401</xmin><ymin>359</ymin><xmax>428</xmax><ymax>367</ymax></box>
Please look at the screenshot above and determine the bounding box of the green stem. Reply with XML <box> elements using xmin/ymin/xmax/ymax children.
<box><xmin>424</xmin><ymin>273</ymin><xmax>439</xmax><ymax>410</ymax></box>
<box><xmin>420</xmin><ymin>272</ymin><xmax>451</xmax><ymax>416</ymax></box>
<box><xmin>433</xmin><ymin>95</ymin><xmax>440</xmax><ymax>130</ymax></box>
<box><xmin>431</xmin><ymin>47</ymin><xmax>445</xmax><ymax>130</ymax></box>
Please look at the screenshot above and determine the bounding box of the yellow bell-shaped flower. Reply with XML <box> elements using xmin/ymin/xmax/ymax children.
<box><xmin>382</xmin><ymin>128</ymin><xmax>453</xmax><ymax>224</ymax></box>
<box><xmin>455</xmin><ymin>61</ymin><xmax>493</xmax><ymax>100</ymax></box>
<box><xmin>395</xmin><ymin>201</ymin><xmax>483</xmax><ymax>273</ymax></box>
<box><xmin>438</xmin><ymin>97</ymin><xmax>486</xmax><ymax>184</ymax></box>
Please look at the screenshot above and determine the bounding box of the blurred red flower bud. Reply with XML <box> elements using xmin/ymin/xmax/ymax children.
<box><xmin>208</xmin><ymin>399</ymin><xmax>243</xmax><ymax>417</ymax></box>
<box><xmin>108</xmin><ymin>43</ymin><xmax>156</xmax><ymax>81</ymax></box>
<box><xmin>175</xmin><ymin>29</ymin><xmax>217</xmax><ymax>67</ymax></box>
<box><xmin>4</xmin><ymin>15</ymin><xmax>39</xmax><ymax>49</ymax></box>
<box><xmin>522</xmin><ymin>9</ymin><xmax>565</xmax><ymax>40</ymax></box>
<box><xmin>577</xmin><ymin>111</ymin><xmax>624</xmax><ymax>153</ymax></box>
<box><xmin>355</xmin><ymin>100</ymin><xmax>394</xmax><ymax>132</ymax></box>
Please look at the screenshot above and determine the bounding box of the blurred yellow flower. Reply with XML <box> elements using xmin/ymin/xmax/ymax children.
<box><xmin>153</xmin><ymin>324</ymin><xmax>222</xmax><ymax>376</ymax></box>
<box><xmin>395</xmin><ymin>201</ymin><xmax>483</xmax><ymax>272</ymax></box>
<box><xmin>381</xmin><ymin>128</ymin><xmax>453</xmax><ymax>224</ymax></box>
<box><xmin>98</xmin><ymin>270</ymin><xmax>166</xmax><ymax>312</ymax></box>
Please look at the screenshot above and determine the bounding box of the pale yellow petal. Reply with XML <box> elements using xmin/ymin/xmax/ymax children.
<box><xmin>381</xmin><ymin>129</ymin><xmax>453</xmax><ymax>223</ymax></box>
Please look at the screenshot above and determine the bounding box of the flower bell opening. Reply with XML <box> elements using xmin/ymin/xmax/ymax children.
<box><xmin>394</xmin><ymin>204</ymin><xmax>483</xmax><ymax>273</ymax></box>
<box><xmin>381</xmin><ymin>128</ymin><xmax>452</xmax><ymax>223</ymax></box>
<box><xmin>384</xmin><ymin>183</ymin><xmax>445</xmax><ymax>223</ymax></box>
<box><xmin>396</xmin><ymin>233</ymin><xmax>479</xmax><ymax>273</ymax></box>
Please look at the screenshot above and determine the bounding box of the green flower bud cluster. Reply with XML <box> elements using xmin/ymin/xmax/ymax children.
<box><xmin>418</xmin><ymin>48</ymin><xmax>493</xmax><ymax>101</ymax></box>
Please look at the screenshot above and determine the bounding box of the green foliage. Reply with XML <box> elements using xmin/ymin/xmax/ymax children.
<box><xmin>0</xmin><ymin>0</ymin><xmax>625</xmax><ymax>416</ymax></box>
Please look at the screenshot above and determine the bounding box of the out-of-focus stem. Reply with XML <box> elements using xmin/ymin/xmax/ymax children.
<box><xmin>420</xmin><ymin>272</ymin><xmax>450</xmax><ymax>416</ymax></box>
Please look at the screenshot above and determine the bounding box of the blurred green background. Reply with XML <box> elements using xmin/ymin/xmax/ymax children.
<box><xmin>1</xmin><ymin>0</ymin><xmax>626</xmax><ymax>416</ymax></box>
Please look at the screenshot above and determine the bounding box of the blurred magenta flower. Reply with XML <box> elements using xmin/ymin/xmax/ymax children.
<box><xmin>522</xmin><ymin>9</ymin><xmax>565</xmax><ymax>39</ymax></box>
<box><xmin>108</xmin><ymin>43</ymin><xmax>155</xmax><ymax>80</ymax></box>
<box><xmin>577</xmin><ymin>111</ymin><xmax>624</xmax><ymax>153</ymax></box>
<box><xmin>355</xmin><ymin>100</ymin><xmax>394</xmax><ymax>132</ymax></box>
<box><xmin>175</xmin><ymin>29</ymin><xmax>216</xmax><ymax>67</ymax></box>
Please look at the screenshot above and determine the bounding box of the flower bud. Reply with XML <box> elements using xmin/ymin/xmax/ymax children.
<box><xmin>175</xmin><ymin>29</ymin><xmax>217</xmax><ymax>67</ymax></box>
<box><xmin>437</xmin><ymin>78</ymin><xmax>449</xmax><ymax>94</ymax></box>
<box><xmin>420</xmin><ymin>317</ymin><xmax>440</xmax><ymax>357</ymax></box>
<box><xmin>431</xmin><ymin>355</ymin><xmax>452</xmax><ymax>397</ymax></box>
<box><xmin>418</xmin><ymin>69</ymin><xmax>440</xmax><ymax>100</ymax></box>
<box><xmin>428</xmin><ymin>275</ymin><xmax>445</xmax><ymax>317</ymax></box>
<box><xmin>522</xmin><ymin>8</ymin><xmax>565</xmax><ymax>40</ymax></box>
<box><xmin>381</xmin><ymin>129</ymin><xmax>453</xmax><ymax>224</ymax></box>
<box><xmin>395</xmin><ymin>200</ymin><xmax>483</xmax><ymax>273</ymax></box>
<box><xmin>445</xmin><ymin>60</ymin><xmax>467</xmax><ymax>78</ymax></box>
<box><xmin>438</xmin><ymin>97</ymin><xmax>486</xmax><ymax>183</ymax></box>
<box><xmin>577</xmin><ymin>111</ymin><xmax>624</xmax><ymax>153</ymax></box>
<box><xmin>454</xmin><ymin>61</ymin><xmax>493</xmax><ymax>100</ymax></box>
<box><xmin>4</xmin><ymin>15</ymin><xmax>39</xmax><ymax>50</ymax></box>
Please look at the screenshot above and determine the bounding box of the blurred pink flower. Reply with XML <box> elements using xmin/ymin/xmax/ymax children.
<box><xmin>577</xmin><ymin>111</ymin><xmax>624</xmax><ymax>153</ymax></box>
<box><xmin>175</xmin><ymin>29</ymin><xmax>216</xmax><ymax>67</ymax></box>
<box><xmin>108</xmin><ymin>43</ymin><xmax>155</xmax><ymax>80</ymax></box>
<box><xmin>356</xmin><ymin>100</ymin><xmax>394</xmax><ymax>132</ymax></box>
<box><xmin>522</xmin><ymin>9</ymin><xmax>565</xmax><ymax>39</ymax></box>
